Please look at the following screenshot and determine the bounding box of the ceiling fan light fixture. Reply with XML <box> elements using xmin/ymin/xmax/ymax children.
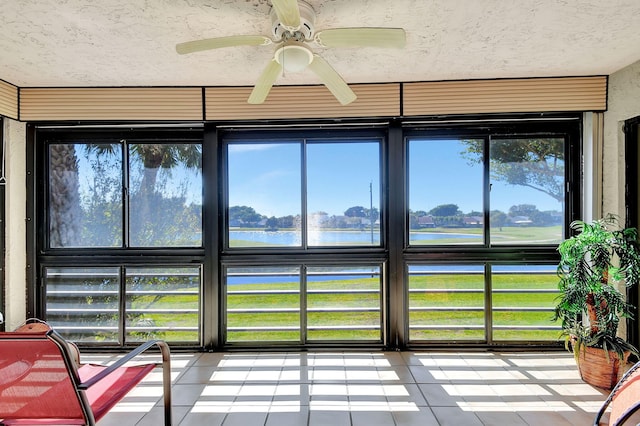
<box><xmin>275</xmin><ymin>42</ymin><xmax>313</xmax><ymax>72</ymax></box>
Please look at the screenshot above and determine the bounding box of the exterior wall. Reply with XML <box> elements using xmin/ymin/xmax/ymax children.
<box><xmin>604</xmin><ymin>58</ymin><xmax>640</xmax><ymax>220</ymax></box>
<box><xmin>3</xmin><ymin>118</ymin><xmax>27</xmax><ymax>329</ymax></box>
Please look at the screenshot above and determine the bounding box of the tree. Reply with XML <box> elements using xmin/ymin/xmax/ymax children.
<box><xmin>490</xmin><ymin>210</ymin><xmax>508</xmax><ymax>231</ymax></box>
<box><xmin>365</xmin><ymin>207</ymin><xmax>380</xmax><ymax>223</ymax></box>
<box><xmin>461</xmin><ymin>138</ymin><xmax>564</xmax><ymax>202</ymax></box>
<box><xmin>509</xmin><ymin>204</ymin><xmax>539</xmax><ymax>217</ymax></box>
<box><xmin>529</xmin><ymin>210</ymin><xmax>555</xmax><ymax>226</ymax></box>
<box><xmin>83</xmin><ymin>142</ymin><xmax>203</xmax><ymax>246</ymax></box>
<box><xmin>265</xmin><ymin>216</ymin><xmax>279</xmax><ymax>229</ymax></box>
<box><xmin>229</xmin><ymin>205</ymin><xmax>263</xmax><ymax>226</ymax></box>
<box><xmin>129</xmin><ymin>143</ymin><xmax>202</xmax><ymax>197</ymax></box>
<box><xmin>344</xmin><ymin>206</ymin><xmax>367</xmax><ymax>217</ymax></box>
<box><xmin>277</xmin><ymin>215</ymin><xmax>296</xmax><ymax>229</ymax></box>
<box><xmin>429</xmin><ymin>204</ymin><xmax>461</xmax><ymax>217</ymax></box>
<box><xmin>127</xmin><ymin>144</ymin><xmax>202</xmax><ymax>243</ymax></box>
<box><xmin>49</xmin><ymin>144</ymin><xmax>82</xmax><ymax>247</ymax></box>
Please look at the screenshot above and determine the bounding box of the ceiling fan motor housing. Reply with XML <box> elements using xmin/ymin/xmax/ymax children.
<box><xmin>271</xmin><ymin>1</ymin><xmax>315</xmax><ymax>42</ymax></box>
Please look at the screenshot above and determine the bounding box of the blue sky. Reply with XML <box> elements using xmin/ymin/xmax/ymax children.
<box><xmin>228</xmin><ymin>139</ymin><xmax>564</xmax><ymax>218</ymax></box>
<box><xmin>228</xmin><ymin>142</ymin><xmax>379</xmax><ymax>217</ymax></box>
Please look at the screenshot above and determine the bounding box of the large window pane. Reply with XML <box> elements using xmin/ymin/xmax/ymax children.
<box><xmin>489</xmin><ymin>138</ymin><xmax>564</xmax><ymax>245</ymax></box>
<box><xmin>307</xmin><ymin>265</ymin><xmax>382</xmax><ymax>341</ymax></box>
<box><xmin>45</xmin><ymin>266</ymin><xmax>202</xmax><ymax>344</ymax></box>
<box><xmin>408</xmin><ymin>264</ymin><xmax>485</xmax><ymax>341</ymax></box>
<box><xmin>125</xmin><ymin>267</ymin><xmax>200</xmax><ymax>343</ymax></box>
<box><xmin>49</xmin><ymin>143</ymin><xmax>122</xmax><ymax>248</ymax></box>
<box><xmin>45</xmin><ymin>267</ymin><xmax>120</xmax><ymax>342</ymax></box>
<box><xmin>491</xmin><ymin>264</ymin><xmax>561</xmax><ymax>341</ymax></box>
<box><xmin>129</xmin><ymin>143</ymin><xmax>202</xmax><ymax>247</ymax></box>
<box><xmin>307</xmin><ymin>142</ymin><xmax>381</xmax><ymax>246</ymax></box>
<box><xmin>408</xmin><ymin>139</ymin><xmax>484</xmax><ymax>245</ymax></box>
<box><xmin>225</xmin><ymin>266</ymin><xmax>301</xmax><ymax>342</ymax></box>
<box><xmin>227</xmin><ymin>143</ymin><xmax>302</xmax><ymax>247</ymax></box>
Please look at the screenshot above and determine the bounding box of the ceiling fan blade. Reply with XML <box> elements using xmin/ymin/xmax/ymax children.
<box><xmin>248</xmin><ymin>59</ymin><xmax>283</xmax><ymax>104</ymax></box>
<box><xmin>271</xmin><ymin>0</ymin><xmax>301</xmax><ymax>30</ymax></box>
<box><xmin>315</xmin><ymin>28</ymin><xmax>406</xmax><ymax>48</ymax></box>
<box><xmin>176</xmin><ymin>35</ymin><xmax>272</xmax><ymax>54</ymax></box>
<box><xmin>307</xmin><ymin>54</ymin><xmax>357</xmax><ymax>106</ymax></box>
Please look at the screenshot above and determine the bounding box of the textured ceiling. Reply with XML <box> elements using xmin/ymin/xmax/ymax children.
<box><xmin>1</xmin><ymin>0</ymin><xmax>640</xmax><ymax>89</ymax></box>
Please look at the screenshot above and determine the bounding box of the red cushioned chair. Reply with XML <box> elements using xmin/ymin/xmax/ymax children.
<box><xmin>594</xmin><ymin>360</ymin><xmax>640</xmax><ymax>425</ymax></box>
<box><xmin>0</xmin><ymin>325</ymin><xmax>172</xmax><ymax>425</ymax></box>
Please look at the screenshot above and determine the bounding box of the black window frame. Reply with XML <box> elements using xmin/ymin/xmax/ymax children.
<box><xmin>32</xmin><ymin>126</ymin><xmax>206</xmax><ymax>349</ymax></box>
<box><xmin>220</xmin><ymin>127</ymin><xmax>389</xmax><ymax>254</ymax></box>
<box><xmin>28</xmin><ymin>114</ymin><xmax>582</xmax><ymax>351</ymax></box>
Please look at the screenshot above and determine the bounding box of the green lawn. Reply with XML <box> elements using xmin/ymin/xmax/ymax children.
<box><xmin>411</xmin><ymin>225</ymin><xmax>562</xmax><ymax>245</ymax></box>
<box><xmin>124</xmin><ymin>270</ymin><xmax>563</xmax><ymax>344</ymax></box>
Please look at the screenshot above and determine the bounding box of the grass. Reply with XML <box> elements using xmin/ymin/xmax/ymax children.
<box><xmin>411</xmin><ymin>225</ymin><xmax>562</xmax><ymax>245</ymax></box>
<box><xmin>229</xmin><ymin>225</ymin><xmax>563</xmax><ymax>246</ymax></box>
<box><xmin>116</xmin><ymin>268</ymin><xmax>563</xmax><ymax>345</ymax></box>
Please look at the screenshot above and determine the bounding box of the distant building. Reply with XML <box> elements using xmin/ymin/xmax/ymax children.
<box><xmin>463</xmin><ymin>216</ymin><xmax>483</xmax><ymax>227</ymax></box>
<box><xmin>510</xmin><ymin>216</ymin><xmax>533</xmax><ymax>226</ymax></box>
<box><xmin>417</xmin><ymin>215</ymin><xmax>436</xmax><ymax>228</ymax></box>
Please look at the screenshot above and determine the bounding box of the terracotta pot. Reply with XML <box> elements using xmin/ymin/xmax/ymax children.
<box><xmin>576</xmin><ymin>344</ymin><xmax>628</xmax><ymax>390</ymax></box>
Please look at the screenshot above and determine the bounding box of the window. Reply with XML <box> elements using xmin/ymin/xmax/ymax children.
<box><xmin>491</xmin><ymin>264</ymin><xmax>560</xmax><ymax>341</ymax></box>
<box><xmin>227</xmin><ymin>143</ymin><xmax>302</xmax><ymax>247</ymax></box>
<box><xmin>408</xmin><ymin>264</ymin><xmax>485</xmax><ymax>341</ymax></box>
<box><xmin>45</xmin><ymin>266</ymin><xmax>201</xmax><ymax>344</ymax></box>
<box><xmin>226</xmin><ymin>137</ymin><xmax>381</xmax><ymax>248</ymax></box>
<box><xmin>49</xmin><ymin>142</ymin><xmax>123</xmax><ymax>248</ymax></box>
<box><xmin>404</xmin><ymin>120</ymin><xmax>577</xmax><ymax>345</ymax></box>
<box><xmin>407</xmin><ymin>134</ymin><xmax>567</xmax><ymax>247</ymax></box>
<box><xmin>39</xmin><ymin>129</ymin><xmax>204</xmax><ymax>347</ymax></box>
<box><xmin>489</xmin><ymin>138</ymin><xmax>565</xmax><ymax>245</ymax></box>
<box><xmin>222</xmin><ymin>130</ymin><xmax>385</xmax><ymax>347</ymax></box>
<box><xmin>224</xmin><ymin>264</ymin><xmax>382</xmax><ymax>344</ymax></box>
<box><xmin>407</xmin><ymin>263</ymin><xmax>561</xmax><ymax>343</ymax></box>
<box><xmin>48</xmin><ymin>140</ymin><xmax>202</xmax><ymax>248</ymax></box>
<box><xmin>408</xmin><ymin>139</ymin><xmax>484</xmax><ymax>245</ymax></box>
<box><xmin>34</xmin><ymin>118</ymin><xmax>579</xmax><ymax>350</ymax></box>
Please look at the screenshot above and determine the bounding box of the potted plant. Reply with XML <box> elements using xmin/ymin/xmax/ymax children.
<box><xmin>554</xmin><ymin>214</ymin><xmax>640</xmax><ymax>389</ymax></box>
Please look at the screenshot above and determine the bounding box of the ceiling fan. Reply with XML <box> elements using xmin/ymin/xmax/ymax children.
<box><xmin>176</xmin><ymin>0</ymin><xmax>406</xmax><ymax>105</ymax></box>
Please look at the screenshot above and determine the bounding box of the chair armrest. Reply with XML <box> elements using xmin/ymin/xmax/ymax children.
<box><xmin>47</xmin><ymin>330</ymin><xmax>173</xmax><ymax>425</ymax></box>
<box><xmin>594</xmin><ymin>360</ymin><xmax>640</xmax><ymax>426</ymax></box>
<box><xmin>77</xmin><ymin>339</ymin><xmax>171</xmax><ymax>390</ymax></box>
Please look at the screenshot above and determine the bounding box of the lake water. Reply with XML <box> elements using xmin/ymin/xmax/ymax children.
<box><xmin>230</xmin><ymin>230</ymin><xmax>473</xmax><ymax>246</ymax></box>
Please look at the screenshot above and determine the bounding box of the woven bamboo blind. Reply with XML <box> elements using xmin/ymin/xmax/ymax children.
<box><xmin>403</xmin><ymin>76</ymin><xmax>607</xmax><ymax>115</ymax></box>
<box><xmin>0</xmin><ymin>80</ymin><xmax>19</xmax><ymax>120</ymax></box>
<box><xmin>205</xmin><ymin>84</ymin><xmax>400</xmax><ymax>120</ymax></box>
<box><xmin>19</xmin><ymin>88</ymin><xmax>203</xmax><ymax>121</ymax></box>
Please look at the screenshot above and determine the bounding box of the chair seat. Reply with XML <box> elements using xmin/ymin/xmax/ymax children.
<box><xmin>78</xmin><ymin>363</ymin><xmax>156</xmax><ymax>421</ymax></box>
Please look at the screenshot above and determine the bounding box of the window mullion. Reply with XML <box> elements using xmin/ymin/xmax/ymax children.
<box><xmin>484</xmin><ymin>136</ymin><xmax>491</xmax><ymax>247</ymax></box>
<box><xmin>119</xmin><ymin>266</ymin><xmax>126</xmax><ymax>345</ymax></box>
<box><xmin>122</xmin><ymin>140</ymin><xmax>130</xmax><ymax>248</ymax></box>
<box><xmin>301</xmin><ymin>139</ymin><xmax>308</xmax><ymax>249</ymax></box>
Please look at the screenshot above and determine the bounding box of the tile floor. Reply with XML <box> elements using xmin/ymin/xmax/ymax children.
<box><xmin>90</xmin><ymin>350</ymin><xmax>614</xmax><ymax>426</ymax></box>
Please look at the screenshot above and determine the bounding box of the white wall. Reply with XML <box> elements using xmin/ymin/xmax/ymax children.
<box><xmin>3</xmin><ymin>118</ymin><xmax>27</xmax><ymax>330</ymax></box>
<box><xmin>603</xmin><ymin>58</ymin><xmax>640</xmax><ymax>220</ymax></box>
<box><xmin>604</xmin><ymin>58</ymin><xmax>640</xmax><ymax>342</ymax></box>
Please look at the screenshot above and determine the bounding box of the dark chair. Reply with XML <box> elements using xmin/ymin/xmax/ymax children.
<box><xmin>0</xmin><ymin>325</ymin><xmax>172</xmax><ymax>425</ymax></box>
